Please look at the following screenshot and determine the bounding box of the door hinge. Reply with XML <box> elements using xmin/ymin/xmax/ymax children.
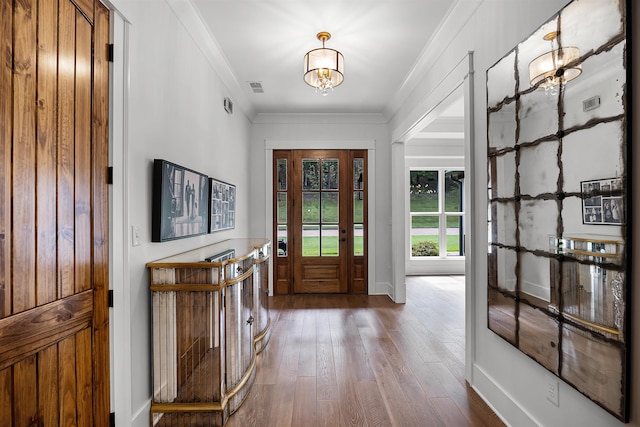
<box><xmin>110</xmin><ymin>412</ymin><xmax>115</xmax><ymax>427</ymax></box>
<box><xmin>108</xmin><ymin>44</ymin><xmax>114</xmax><ymax>62</ymax></box>
<box><xmin>107</xmin><ymin>166</ymin><xmax>113</xmax><ymax>184</ymax></box>
<box><xmin>108</xmin><ymin>290</ymin><xmax>114</xmax><ymax>308</ymax></box>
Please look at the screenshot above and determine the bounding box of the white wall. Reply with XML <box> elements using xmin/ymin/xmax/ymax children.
<box><xmin>390</xmin><ymin>0</ymin><xmax>638</xmax><ymax>426</ymax></box>
<box><xmin>249</xmin><ymin>114</ymin><xmax>393</xmax><ymax>295</ymax></box>
<box><xmin>106</xmin><ymin>0</ymin><xmax>639</xmax><ymax>425</ymax></box>
<box><xmin>109</xmin><ymin>1</ymin><xmax>253</xmax><ymax>425</ymax></box>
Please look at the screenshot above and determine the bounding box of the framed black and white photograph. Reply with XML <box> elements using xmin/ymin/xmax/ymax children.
<box><xmin>581</xmin><ymin>178</ymin><xmax>623</xmax><ymax>225</ymax></box>
<box><xmin>209</xmin><ymin>178</ymin><xmax>236</xmax><ymax>232</ymax></box>
<box><xmin>152</xmin><ymin>159</ymin><xmax>210</xmax><ymax>242</ymax></box>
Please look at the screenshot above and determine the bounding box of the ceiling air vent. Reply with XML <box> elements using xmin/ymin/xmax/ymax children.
<box><xmin>248</xmin><ymin>81</ymin><xmax>264</xmax><ymax>93</ymax></box>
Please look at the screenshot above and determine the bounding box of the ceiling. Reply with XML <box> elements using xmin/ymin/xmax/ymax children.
<box><xmin>189</xmin><ymin>0</ymin><xmax>460</xmax><ymax>121</ymax></box>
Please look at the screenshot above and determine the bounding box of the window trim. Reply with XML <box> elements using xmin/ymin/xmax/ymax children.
<box><xmin>408</xmin><ymin>167</ymin><xmax>465</xmax><ymax>260</ymax></box>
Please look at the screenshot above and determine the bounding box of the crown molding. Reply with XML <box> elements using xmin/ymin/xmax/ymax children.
<box><xmin>166</xmin><ymin>0</ymin><xmax>255</xmax><ymax>120</ymax></box>
<box><xmin>384</xmin><ymin>0</ymin><xmax>483</xmax><ymax>120</ymax></box>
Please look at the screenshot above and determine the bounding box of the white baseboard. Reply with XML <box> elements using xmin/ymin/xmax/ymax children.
<box><xmin>131</xmin><ymin>400</ymin><xmax>151</xmax><ymax>427</ymax></box>
<box><xmin>471</xmin><ymin>363</ymin><xmax>540</xmax><ymax>427</ymax></box>
<box><xmin>373</xmin><ymin>281</ymin><xmax>394</xmax><ymax>299</ymax></box>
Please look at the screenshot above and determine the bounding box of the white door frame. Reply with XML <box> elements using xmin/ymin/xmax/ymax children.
<box><xmin>391</xmin><ymin>52</ymin><xmax>475</xmax><ymax>382</ymax></box>
<box><xmin>264</xmin><ymin>140</ymin><xmax>377</xmax><ymax>296</ymax></box>
<box><xmin>108</xmin><ymin>6</ymin><xmax>133</xmax><ymax>425</ymax></box>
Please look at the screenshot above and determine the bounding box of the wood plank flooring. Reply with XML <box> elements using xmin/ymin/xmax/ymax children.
<box><xmin>227</xmin><ymin>276</ymin><xmax>504</xmax><ymax>427</ymax></box>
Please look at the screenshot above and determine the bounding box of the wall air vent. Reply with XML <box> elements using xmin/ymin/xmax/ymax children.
<box><xmin>223</xmin><ymin>97</ymin><xmax>233</xmax><ymax>114</ymax></box>
<box><xmin>582</xmin><ymin>95</ymin><xmax>601</xmax><ymax>112</ymax></box>
<box><xmin>248</xmin><ymin>81</ymin><xmax>264</xmax><ymax>93</ymax></box>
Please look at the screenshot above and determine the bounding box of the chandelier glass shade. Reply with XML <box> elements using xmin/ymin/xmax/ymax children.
<box><xmin>529</xmin><ymin>31</ymin><xmax>581</xmax><ymax>95</ymax></box>
<box><xmin>303</xmin><ymin>32</ymin><xmax>344</xmax><ymax>96</ymax></box>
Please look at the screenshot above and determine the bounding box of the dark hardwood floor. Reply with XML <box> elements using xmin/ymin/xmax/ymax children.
<box><xmin>226</xmin><ymin>276</ymin><xmax>504</xmax><ymax>427</ymax></box>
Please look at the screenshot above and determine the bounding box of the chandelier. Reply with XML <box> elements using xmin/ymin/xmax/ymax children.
<box><xmin>303</xmin><ymin>32</ymin><xmax>344</xmax><ymax>96</ymax></box>
<box><xmin>529</xmin><ymin>31</ymin><xmax>581</xmax><ymax>96</ymax></box>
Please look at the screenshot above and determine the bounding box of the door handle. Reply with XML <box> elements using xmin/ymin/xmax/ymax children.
<box><xmin>340</xmin><ymin>238</ymin><xmax>346</xmax><ymax>242</ymax></box>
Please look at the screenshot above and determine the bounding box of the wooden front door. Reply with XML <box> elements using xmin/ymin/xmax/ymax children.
<box><xmin>0</xmin><ymin>0</ymin><xmax>110</xmax><ymax>424</ymax></box>
<box><xmin>273</xmin><ymin>150</ymin><xmax>367</xmax><ymax>294</ymax></box>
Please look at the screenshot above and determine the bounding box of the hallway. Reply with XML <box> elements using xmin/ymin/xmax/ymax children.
<box><xmin>226</xmin><ymin>276</ymin><xmax>503</xmax><ymax>426</ymax></box>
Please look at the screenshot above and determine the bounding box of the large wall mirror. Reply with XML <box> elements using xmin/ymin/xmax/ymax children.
<box><xmin>486</xmin><ymin>0</ymin><xmax>629</xmax><ymax>421</ymax></box>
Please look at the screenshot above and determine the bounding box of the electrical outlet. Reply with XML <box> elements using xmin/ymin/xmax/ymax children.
<box><xmin>545</xmin><ymin>374</ymin><xmax>559</xmax><ymax>407</ymax></box>
<box><xmin>132</xmin><ymin>225</ymin><xmax>142</xmax><ymax>247</ymax></box>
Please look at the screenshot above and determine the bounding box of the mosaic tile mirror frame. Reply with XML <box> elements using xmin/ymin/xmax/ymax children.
<box><xmin>486</xmin><ymin>0</ymin><xmax>630</xmax><ymax>421</ymax></box>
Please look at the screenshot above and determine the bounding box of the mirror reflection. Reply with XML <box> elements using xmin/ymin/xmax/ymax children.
<box><xmin>486</xmin><ymin>0</ymin><xmax>628</xmax><ymax>420</ymax></box>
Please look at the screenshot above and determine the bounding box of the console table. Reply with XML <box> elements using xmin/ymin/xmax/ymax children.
<box><xmin>147</xmin><ymin>239</ymin><xmax>271</xmax><ymax>426</ymax></box>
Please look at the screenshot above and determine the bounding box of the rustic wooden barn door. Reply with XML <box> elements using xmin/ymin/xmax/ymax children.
<box><xmin>0</xmin><ymin>0</ymin><xmax>110</xmax><ymax>425</ymax></box>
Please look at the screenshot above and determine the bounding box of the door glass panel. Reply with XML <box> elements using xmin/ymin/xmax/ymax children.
<box><xmin>321</xmin><ymin>225</ymin><xmax>339</xmax><ymax>256</ymax></box>
<box><xmin>354</xmin><ymin>224</ymin><xmax>364</xmax><ymax>256</ymax></box>
<box><xmin>445</xmin><ymin>171</ymin><xmax>464</xmax><ymax>212</ymax></box>
<box><xmin>411</xmin><ymin>215</ymin><xmax>439</xmax><ymax>257</ymax></box>
<box><xmin>446</xmin><ymin>215</ymin><xmax>464</xmax><ymax>256</ymax></box>
<box><xmin>322</xmin><ymin>159</ymin><xmax>339</xmax><ymax>190</ymax></box>
<box><xmin>410</xmin><ymin>171</ymin><xmax>439</xmax><ymax>212</ymax></box>
<box><xmin>277</xmin><ymin>225</ymin><xmax>288</xmax><ymax>256</ymax></box>
<box><xmin>277</xmin><ymin>159</ymin><xmax>287</xmax><ymax>191</ymax></box>
<box><xmin>302</xmin><ymin>224</ymin><xmax>319</xmax><ymax>256</ymax></box>
<box><xmin>302</xmin><ymin>192</ymin><xmax>320</xmax><ymax>223</ymax></box>
<box><xmin>321</xmin><ymin>193</ymin><xmax>339</xmax><ymax>223</ymax></box>
<box><xmin>277</xmin><ymin>192</ymin><xmax>287</xmax><ymax>223</ymax></box>
<box><xmin>354</xmin><ymin>192</ymin><xmax>364</xmax><ymax>223</ymax></box>
<box><xmin>302</xmin><ymin>159</ymin><xmax>320</xmax><ymax>190</ymax></box>
<box><xmin>354</xmin><ymin>158</ymin><xmax>364</xmax><ymax>190</ymax></box>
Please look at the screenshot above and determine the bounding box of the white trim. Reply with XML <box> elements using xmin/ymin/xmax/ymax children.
<box><xmin>384</xmin><ymin>0</ymin><xmax>484</xmax><ymax>120</ymax></box>
<box><xmin>405</xmin><ymin>166</ymin><xmax>466</xmax><ymax>271</ymax></box>
<box><xmin>385</xmin><ymin>0</ymin><xmax>483</xmax><ymax>121</ymax></box>
<box><xmin>254</xmin><ymin>113</ymin><xmax>387</xmax><ymax>125</ymax></box>
<box><xmin>392</xmin><ymin>53</ymin><xmax>475</xmax><ymax>144</ymax></box>
<box><xmin>264</xmin><ymin>140</ymin><xmax>377</xmax><ymax>296</ymax></box>
<box><xmin>390</xmin><ymin>141</ymin><xmax>406</xmax><ymax>303</ymax></box>
<box><xmin>472</xmin><ymin>363</ymin><xmax>538</xmax><ymax>427</ymax></box>
<box><xmin>265</xmin><ymin>139</ymin><xmax>376</xmax><ymax>150</ymax></box>
<box><xmin>108</xmin><ymin>7</ymin><xmax>133</xmax><ymax>426</ymax></box>
<box><xmin>463</xmin><ymin>51</ymin><xmax>476</xmax><ymax>384</ymax></box>
<box><xmin>264</xmin><ymin>148</ymin><xmax>273</xmax><ymax>295</ymax></box>
<box><xmin>164</xmin><ymin>0</ymin><xmax>254</xmax><ymax>120</ymax></box>
<box><xmin>391</xmin><ymin>52</ymin><xmax>475</xmax><ymax>376</ymax></box>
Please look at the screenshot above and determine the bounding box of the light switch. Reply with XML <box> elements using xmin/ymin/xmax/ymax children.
<box><xmin>132</xmin><ymin>225</ymin><xmax>142</xmax><ymax>247</ymax></box>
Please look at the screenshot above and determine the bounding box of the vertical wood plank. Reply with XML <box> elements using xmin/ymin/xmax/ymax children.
<box><xmin>92</xmin><ymin>3</ymin><xmax>111</xmax><ymax>424</ymax></box>
<box><xmin>36</xmin><ymin>0</ymin><xmax>60</xmax><ymax>306</ymax></box>
<box><xmin>12</xmin><ymin>0</ymin><xmax>37</xmax><ymax>313</ymax></box>
<box><xmin>76</xmin><ymin>328</ymin><xmax>93</xmax><ymax>427</ymax></box>
<box><xmin>74</xmin><ymin>12</ymin><xmax>92</xmax><ymax>294</ymax></box>
<box><xmin>291</xmin><ymin>376</ymin><xmax>317</xmax><ymax>426</ymax></box>
<box><xmin>59</xmin><ymin>336</ymin><xmax>78</xmax><ymax>427</ymax></box>
<box><xmin>0</xmin><ymin>0</ymin><xmax>12</xmax><ymax>318</ymax></box>
<box><xmin>38</xmin><ymin>344</ymin><xmax>60</xmax><ymax>426</ymax></box>
<box><xmin>0</xmin><ymin>366</ymin><xmax>12</xmax><ymax>427</ymax></box>
<box><xmin>71</xmin><ymin>0</ymin><xmax>94</xmax><ymax>23</ymax></box>
<box><xmin>58</xmin><ymin>0</ymin><xmax>76</xmax><ymax>299</ymax></box>
<box><xmin>14</xmin><ymin>356</ymin><xmax>37</xmax><ymax>425</ymax></box>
